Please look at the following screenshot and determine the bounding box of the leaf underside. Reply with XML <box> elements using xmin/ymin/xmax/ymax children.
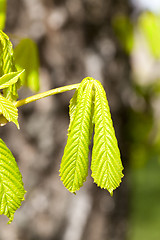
<box><xmin>91</xmin><ymin>80</ymin><xmax>123</xmax><ymax>195</ymax></box>
<box><xmin>0</xmin><ymin>139</ymin><xmax>26</xmax><ymax>223</ymax></box>
<box><xmin>60</xmin><ymin>79</ymin><xmax>94</xmax><ymax>193</ymax></box>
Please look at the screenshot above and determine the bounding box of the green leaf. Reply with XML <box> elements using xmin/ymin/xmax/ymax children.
<box><xmin>14</xmin><ymin>38</ymin><xmax>40</xmax><ymax>92</ymax></box>
<box><xmin>0</xmin><ymin>0</ymin><xmax>6</xmax><ymax>30</ymax></box>
<box><xmin>60</xmin><ymin>79</ymin><xmax>94</xmax><ymax>193</ymax></box>
<box><xmin>0</xmin><ymin>30</ymin><xmax>21</xmax><ymax>101</ymax></box>
<box><xmin>0</xmin><ymin>138</ymin><xmax>26</xmax><ymax>223</ymax></box>
<box><xmin>0</xmin><ymin>30</ymin><xmax>15</xmax><ymax>75</ymax></box>
<box><xmin>0</xmin><ymin>70</ymin><xmax>25</xmax><ymax>90</ymax></box>
<box><xmin>91</xmin><ymin>80</ymin><xmax>123</xmax><ymax>195</ymax></box>
<box><xmin>138</xmin><ymin>12</ymin><xmax>160</xmax><ymax>59</ymax></box>
<box><xmin>0</xmin><ymin>94</ymin><xmax>19</xmax><ymax>128</ymax></box>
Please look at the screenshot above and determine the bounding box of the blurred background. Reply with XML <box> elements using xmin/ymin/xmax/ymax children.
<box><xmin>1</xmin><ymin>0</ymin><xmax>160</xmax><ymax>239</ymax></box>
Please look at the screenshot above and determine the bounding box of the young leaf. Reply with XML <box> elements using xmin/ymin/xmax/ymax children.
<box><xmin>0</xmin><ymin>70</ymin><xmax>25</xmax><ymax>90</ymax></box>
<box><xmin>60</xmin><ymin>79</ymin><xmax>94</xmax><ymax>193</ymax></box>
<box><xmin>91</xmin><ymin>80</ymin><xmax>123</xmax><ymax>195</ymax></box>
<box><xmin>0</xmin><ymin>30</ymin><xmax>21</xmax><ymax>101</ymax></box>
<box><xmin>0</xmin><ymin>94</ymin><xmax>19</xmax><ymax>128</ymax></box>
<box><xmin>14</xmin><ymin>38</ymin><xmax>40</xmax><ymax>92</ymax></box>
<box><xmin>0</xmin><ymin>138</ymin><xmax>26</xmax><ymax>223</ymax></box>
<box><xmin>0</xmin><ymin>0</ymin><xmax>6</xmax><ymax>30</ymax></box>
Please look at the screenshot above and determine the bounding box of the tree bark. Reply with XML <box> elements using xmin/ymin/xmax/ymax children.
<box><xmin>0</xmin><ymin>0</ymin><xmax>132</xmax><ymax>239</ymax></box>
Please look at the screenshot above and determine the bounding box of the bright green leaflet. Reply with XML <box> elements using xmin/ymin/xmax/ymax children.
<box><xmin>60</xmin><ymin>79</ymin><xmax>94</xmax><ymax>193</ymax></box>
<box><xmin>14</xmin><ymin>38</ymin><xmax>40</xmax><ymax>92</ymax></box>
<box><xmin>0</xmin><ymin>94</ymin><xmax>19</xmax><ymax>128</ymax></box>
<box><xmin>91</xmin><ymin>80</ymin><xmax>123</xmax><ymax>195</ymax></box>
<box><xmin>0</xmin><ymin>0</ymin><xmax>6</xmax><ymax>30</ymax></box>
<box><xmin>0</xmin><ymin>70</ymin><xmax>24</xmax><ymax>90</ymax></box>
<box><xmin>0</xmin><ymin>30</ymin><xmax>21</xmax><ymax>101</ymax></box>
<box><xmin>0</xmin><ymin>138</ymin><xmax>26</xmax><ymax>224</ymax></box>
<box><xmin>0</xmin><ymin>70</ymin><xmax>24</xmax><ymax>127</ymax></box>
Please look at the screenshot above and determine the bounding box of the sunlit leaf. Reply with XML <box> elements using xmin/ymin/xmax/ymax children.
<box><xmin>0</xmin><ymin>30</ymin><xmax>20</xmax><ymax>101</ymax></box>
<box><xmin>0</xmin><ymin>70</ymin><xmax>24</xmax><ymax>90</ymax></box>
<box><xmin>60</xmin><ymin>79</ymin><xmax>94</xmax><ymax>193</ymax></box>
<box><xmin>0</xmin><ymin>138</ymin><xmax>26</xmax><ymax>223</ymax></box>
<box><xmin>91</xmin><ymin>80</ymin><xmax>123</xmax><ymax>195</ymax></box>
<box><xmin>0</xmin><ymin>94</ymin><xmax>19</xmax><ymax>128</ymax></box>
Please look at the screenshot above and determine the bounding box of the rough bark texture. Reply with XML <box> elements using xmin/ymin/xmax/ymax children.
<box><xmin>0</xmin><ymin>0</ymin><xmax>131</xmax><ymax>239</ymax></box>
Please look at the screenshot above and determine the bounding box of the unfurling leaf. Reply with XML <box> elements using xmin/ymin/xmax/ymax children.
<box><xmin>60</xmin><ymin>79</ymin><xmax>94</xmax><ymax>193</ymax></box>
<box><xmin>0</xmin><ymin>30</ymin><xmax>21</xmax><ymax>101</ymax></box>
<box><xmin>91</xmin><ymin>80</ymin><xmax>123</xmax><ymax>195</ymax></box>
<box><xmin>0</xmin><ymin>138</ymin><xmax>26</xmax><ymax>223</ymax></box>
<box><xmin>60</xmin><ymin>77</ymin><xmax>123</xmax><ymax>194</ymax></box>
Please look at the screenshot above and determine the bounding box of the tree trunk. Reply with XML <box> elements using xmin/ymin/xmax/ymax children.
<box><xmin>0</xmin><ymin>0</ymin><xmax>132</xmax><ymax>239</ymax></box>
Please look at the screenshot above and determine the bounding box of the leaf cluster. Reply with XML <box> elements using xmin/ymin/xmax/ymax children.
<box><xmin>60</xmin><ymin>77</ymin><xmax>123</xmax><ymax>195</ymax></box>
<box><xmin>0</xmin><ymin>29</ymin><xmax>123</xmax><ymax>224</ymax></box>
<box><xmin>0</xmin><ymin>30</ymin><xmax>39</xmax><ymax>223</ymax></box>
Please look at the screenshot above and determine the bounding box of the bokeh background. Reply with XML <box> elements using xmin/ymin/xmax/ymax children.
<box><xmin>1</xmin><ymin>0</ymin><xmax>160</xmax><ymax>239</ymax></box>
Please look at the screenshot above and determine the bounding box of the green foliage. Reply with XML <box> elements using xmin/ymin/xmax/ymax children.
<box><xmin>0</xmin><ymin>0</ymin><xmax>6</xmax><ymax>30</ymax></box>
<box><xmin>0</xmin><ymin>138</ymin><xmax>26</xmax><ymax>224</ymax></box>
<box><xmin>60</xmin><ymin>77</ymin><xmax>123</xmax><ymax>194</ymax></box>
<box><xmin>0</xmin><ymin>30</ymin><xmax>21</xmax><ymax>101</ymax></box>
<box><xmin>0</xmin><ymin>32</ymin><xmax>25</xmax><ymax>128</ymax></box>
<box><xmin>0</xmin><ymin>70</ymin><xmax>24</xmax><ymax>90</ymax></box>
<box><xmin>0</xmin><ymin>94</ymin><xmax>19</xmax><ymax>128</ymax></box>
<box><xmin>60</xmin><ymin>79</ymin><xmax>94</xmax><ymax>193</ymax></box>
<box><xmin>0</xmin><ymin>29</ymin><xmax>123</xmax><ymax>222</ymax></box>
<box><xmin>138</xmin><ymin>12</ymin><xmax>160</xmax><ymax>59</ymax></box>
<box><xmin>14</xmin><ymin>38</ymin><xmax>40</xmax><ymax>92</ymax></box>
<box><xmin>91</xmin><ymin>80</ymin><xmax>123</xmax><ymax>195</ymax></box>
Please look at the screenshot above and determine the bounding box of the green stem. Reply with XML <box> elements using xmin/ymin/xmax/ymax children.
<box><xmin>14</xmin><ymin>83</ymin><xmax>80</xmax><ymax>108</ymax></box>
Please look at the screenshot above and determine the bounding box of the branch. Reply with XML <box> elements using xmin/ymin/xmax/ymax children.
<box><xmin>14</xmin><ymin>83</ymin><xmax>80</xmax><ymax>108</ymax></box>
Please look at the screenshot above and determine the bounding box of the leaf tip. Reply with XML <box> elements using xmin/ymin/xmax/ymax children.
<box><xmin>110</xmin><ymin>191</ymin><xmax>113</xmax><ymax>197</ymax></box>
<box><xmin>7</xmin><ymin>217</ymin><xmax>14</xmax><ymax>225</ymax></box>
<box><xmin>15</xmin><ymin>120</ymin><xmax>20</xmax><ymax>129</ymax></box>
